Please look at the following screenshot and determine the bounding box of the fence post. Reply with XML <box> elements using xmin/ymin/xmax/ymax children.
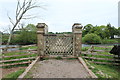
<box><xmin>36</xmin><ymin>23</ymin><xmax>48</xmax><ymax>57</ymax></box>
<box><xmin>72</xmin><ymin>23</ymin><xmax>83</xmax><ymax>56</ymax></box>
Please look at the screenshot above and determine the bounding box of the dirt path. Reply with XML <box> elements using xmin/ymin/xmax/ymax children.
<box><xmin>27</xmin><ymin>59</ymin><xmax>91</xmax><ymax>78</ymax></box>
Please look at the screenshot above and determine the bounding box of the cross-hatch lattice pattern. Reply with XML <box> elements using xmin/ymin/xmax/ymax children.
<box><xmin>44</xmin><ymin>34</ymin><xmax>73</xmax><ymax>56</ymax></box>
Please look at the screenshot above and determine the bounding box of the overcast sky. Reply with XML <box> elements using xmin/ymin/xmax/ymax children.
<box><xmin>0</xmin><ymin>0</ymin><xmax>119</xmax><ymax>32</ymax></box>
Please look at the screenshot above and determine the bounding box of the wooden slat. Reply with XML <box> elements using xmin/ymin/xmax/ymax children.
<box><xmin>30</xmin><ymin>51</ymin><xmax>37</xmax><ymax>53</ymax></box>
<box><xmin>18</xmin><ymin>57</ymin><xmax>40</xmax><ymax>78</ymax></box>
<box><xmin>92</xmin><ymin>46</ymin><xmax>112</xmax><ymax>48</ymax></box>
<box><xmin>0</xmin><ymin>61</ymin><xmax>32</xmax><ymax>67</ymax></box>
<box><xmin>93</xmin><ymin>50</ymin><xmax>110</xmax><ymax>52</ymax></box>
<box><xmin>82</xmin><ymin>52</ymin><xmax>118</xmax><ymax>57</ymax></box>
<box><xmin>0</xmin><ymin>57</ymin><xmax>36</xmax><ymax>63</ymax></box>
<box><xmin>78</xmin><ymin>57</ymin><xmax>98</xmax><ymax>78</ymax></box>
<box><xmin>2</xmin><ymin>50</ymin><xmax>27</xmax><ymax>54</ymax></box>
<box><xmin>21</xmin><ymin>45</ymin><xmax>37</xmax><ymax>48</ymax></box>
<box><xmin>89</xmin><ymin>61</ymin><xmax>120</xmax><ymax>65</ymax></box>
<box><xmin>0</xmin><ymin>44</ymin><xmax>37</xmax><ymax>49</ymax></box>
<box><xmin>2</xmin><ymin>49</ymin><xmax>37</xmax><ymax>54</ymax></box>
<box><xmin>0</xmin><ymin>46</ymin><xmax>20</xmax><ymax>49</ymax></box>
<box><xmin>82</xmin><ymin>56</ymin><xmax>120</xmax><ymax>61</ymax></box>
<box><xmin>2</xmin><ymin>53</ymin><xmax>35</xmax><ymax>58</ymax></box>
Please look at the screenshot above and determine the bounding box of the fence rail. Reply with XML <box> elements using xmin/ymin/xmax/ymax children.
<box><xmin>89</xmin><ymin>61</ymin><xmax>119</xmax><ymax>65</ymax></box>
<box><xmin>2</xmin><ymin>49</ymin><xmax>37</xmax><ymax>54</ymax></box>
<box><xmin>1</xmin><ymin>44</ymin><xmax>38</xmax><ymax>67</ymax></box>
<box><xmin>0</xmin><ymin>61</ymin><xmax>32</xmax><ymax>67</ymax></box>
<box><xmin>82</xmin><ymin>52</ymin><xmax>118</xmax><ymax>57</ymax></box>
<box><xmin>2</xmin><ymin>53</ymin><xmax>35</xmax><ymax>58</ymax></box>
<box><xmin>0</xmin><ymin>44</ymin><xmax>37</xmax><ymax>49</ymax></box>
<box><xmin>81</xmin><ymin>46</ymin><xmax>120</xmax><ymax>65</ymax></box>
<box><xmin>0</xmin><ymin>57</ymin><xmax>36</xmax><ymax>63</ymax></box>
<box><xmin>82</xmin><ymin>56</ymin><xmax>120</xmax><ymax>61</ymax></box>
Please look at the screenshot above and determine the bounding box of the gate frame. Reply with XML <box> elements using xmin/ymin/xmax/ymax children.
<box><xmin>36</xmin><ymin>23</ymin><xmax>82</xmax><ymax>57</ymax></box>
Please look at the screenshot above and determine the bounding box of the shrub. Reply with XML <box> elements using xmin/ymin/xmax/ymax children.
<box><xmin>102</xmin><ymin>39</ymin><xmax>118</xmax><ymax>44</ymax></box>
<box><xmin>12</xmin><ymin>30</ymin><xmax>37</xmax><ymax>45</ymax></box>
<box><xmin>82</xmin><ymin>33</ymin><xmax>102</xmax><ymax>44</ymax></box>
<box><xmin>2</xmin><ymin>34</ymin><xmax>9</xmax><ymax>45</ymax></box>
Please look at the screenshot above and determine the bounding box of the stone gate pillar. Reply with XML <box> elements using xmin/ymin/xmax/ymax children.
<box><xmin>36</xmin><ymin>23</ymin><xmax>48</xmax><ymax>57</ymax></box>
<box><xmin>72</xmin><ymin>23</ymin><xmax>83</xmax><ymax>56</ymax></box>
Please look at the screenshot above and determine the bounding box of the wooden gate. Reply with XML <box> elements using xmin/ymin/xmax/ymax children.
<box><xmin>44</xmin><ymin>34</ymin><xmax>73</xmax><ymax>56</ymax></box>
<box><xmin>36</xmin><ymin>23</ymin><xmax>82</xmax><ymax>57</ymax></box>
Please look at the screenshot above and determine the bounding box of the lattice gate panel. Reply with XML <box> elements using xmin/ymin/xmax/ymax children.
<box><xmin>44</xmin><ymin>34</ymin><xmax>73</xmax><ymax>56</ymax></box>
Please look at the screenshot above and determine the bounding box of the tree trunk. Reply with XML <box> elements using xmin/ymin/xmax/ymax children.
<box><xmin>5</xmin><ymin>31</ymin><xmax>13</xmax><ymax>51</ymax></box>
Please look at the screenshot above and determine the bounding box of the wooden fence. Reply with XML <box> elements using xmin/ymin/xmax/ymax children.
<box><xmin>81</xmin><ymin>46</ymin><xmax>120</xmax><ymax>65</ymax></box>
<box><xmin>0</xmin><ymin>44</ymin><xmax>37</xmax><ymax>67</ymax></box>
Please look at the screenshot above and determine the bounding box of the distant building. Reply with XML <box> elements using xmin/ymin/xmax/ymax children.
<box><xmin>114</xmin><ymin>35</ymin><xmax>120</xmax><ymax>39</ymax></box>
<box><xmin>118</xmin><ymin>1</ymin><xmax>120</xmax><ymax>27</ymax></box>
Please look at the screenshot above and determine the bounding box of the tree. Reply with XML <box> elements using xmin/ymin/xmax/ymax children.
<box><xmin>118</xmin><ymin>27</ymin><xmax>120</xmax><ymax>36</ymax></box>
<box><xmin>106</xmin><ymin>23</ymin><xmax>118</xmax><ymax>39</ymax></box>
<box><xmin>82</xmin><ymin>33</ymin><xmax>102</xmax><ymax>44</ymax></box>
<box><xmin>16</xmin><ymin>29</ymin><xmax>37</xmax><ymax>45</ymax></box>
<box><xmin>6</xmin><ymin>0</ymin><xmax>43</xmax><ymax>48</ymax></box>
<box><xmin>25</xmin><ymin>24</ymin><xmax>36</xmax><ymax>31</ymax></box>
<box><xmin>82</xmin><ymin>24</ymin><xmax>93</xmax><ymax>36</ymax></box>
<box><xmin>89</xmin><ymin>25</ymin><xmax>108</xmax><ymax>39</ymax></box>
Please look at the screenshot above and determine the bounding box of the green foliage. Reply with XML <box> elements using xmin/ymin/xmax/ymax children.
<box><xmin>89</xmin><ymin>25</ymin><xmax>108</xmax><ymax>39</ymax></box>
<box><xmin>82</xmin><ymin>33</ymin><xmax>102</xmax><ymax>44</ymax></box>
<box><xmin>48</xmin><ymin>32</ymin><xmax>54</xmax><ymax>34</ymax></box>
<box><xmin>82</xmin><ymin>23</ymin><xmax>119</xmax><ymax>39</ymax></box>
<box><xmin>2</xmin><ymin>34</ymin><xmax>9</xmax><ymax>44</ymax></box>
<box><xmin>13</xmin><ymin>24</ymin><xmax>37</xmax><ymax>45</ymax></box>
<box><xmin>102</xmin><ymin>39</ymin><xmax>118</xmax><ymax>44</ymax></box>
<box><xmin>2</xmin><ymin>69</ymin><xmax>25</xmax><ymax>79</ymax></box>
<box><xmin>25</xmin><ymin>24</ymin><xmax>36</xmax><ymax>32</ymax></box>
<box><xmin>2</xmin><ymin>24</ymin><xmax>37</xmax><ymax>45</ymax></box>
<box><xmin>117</xmin><ymin>27</ymin><xmax>120</xmax><ymax>36</ymax></box>
<box><xmin>14</xmin><ymin>30</ymin><xmax>37</xmax><ymax>45</ymax></box>
<box><xmin>82</xmin><ymin>24</ymin><xmax>93</xmax><ymax>37</ymax></box>
<box><xmin>106</xmin><ymin>23</ymin><xmax>118</xmax><ymax>39</ymax></box>
<box><xmin>13</xmin><ymin>31</ymin><xmax>21</xmax><ymax>34</ymax></box>
<box><xmin>55</xmin><ymin>32</ymin><xmax>72</xmax><ymax>34</ymax></box>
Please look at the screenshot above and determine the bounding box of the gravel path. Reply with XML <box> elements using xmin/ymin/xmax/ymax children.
<box><xmin>27</xmin><ymin>59</ymin><xmax>91</xmax><ymax>78</ymax></box>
